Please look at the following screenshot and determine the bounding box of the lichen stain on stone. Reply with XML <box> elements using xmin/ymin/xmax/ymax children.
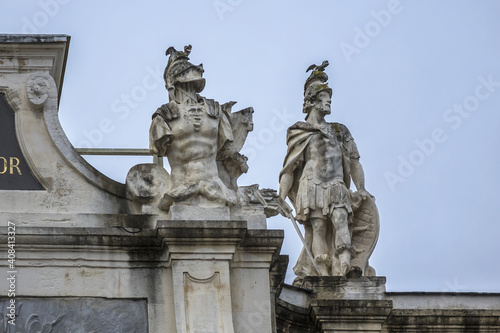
<box><xmin>79</xmin><ymin>268</ymin><xmax>93</xmax><ymax>277</ymax></box>
<box><xmin>64</xmin><ymin>271</ymin><xmax>72</xmax><ymax>285</ymax></box>
<box><xmin>54</xmin><ymin>187</ymin><xmax>73</xmax><ymax>199</ymax></box>
<box><xmin>184</xmin><ymin>280</ymin><xmax>194</xmax><ymax>294</ymax></box>
<box><xmin>117</xmin><ymin>273</ymin><xmax>121</xmax><ymax>296</ymax></box>
<box><xmin>18</xmin><ymin>58</ymin><xmax>27</xmax><ymax>67</ymax></box>
<box><xmin>53</xmin><ymin>163</ymin><xmax>74</xmax><ymax>199</ymax></box>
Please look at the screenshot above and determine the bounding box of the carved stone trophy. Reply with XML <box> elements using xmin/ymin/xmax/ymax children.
<box><xmin>127</xmin><ymin>45</ymin><xmax>260</xmax><ymax>219</ymax></box>
<box><xmin>278</xmin><ymin>61</ymin><xmax>379</xmax><ymax>286</ymax></box>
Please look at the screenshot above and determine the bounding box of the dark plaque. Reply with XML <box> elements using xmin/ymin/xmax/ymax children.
<box><xmin>0</xmin><ymin>93</ymin><xmax>44</xmax><ymax>190</ymax></box>
<box><xmin>0</xmin><ymin>297</ymin><xmax>148</xmax><ymax>332</ymax></box>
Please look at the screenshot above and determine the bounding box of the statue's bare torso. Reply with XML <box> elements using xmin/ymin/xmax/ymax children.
<box><xmin>302</xmin><ymin>125</ymin><xmax>344</xmax><ymax>183</ymax></box>
<box><xmin>166</xmin><ymin>102</ymin><xmax>220</xmax><ymax>187</ymax></box>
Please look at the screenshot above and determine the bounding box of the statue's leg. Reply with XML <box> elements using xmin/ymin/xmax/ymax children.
<box><xmin>331</xmin><ymin>207</ymin><xmax>351</xmax><ymax>276</ymax></box>
<box><xmin>310</xmin><ymin>215</ymin><xmax>330</xmax><ymax>276</ymax></box>
<box><xmin>292</xmin><ymin>222</ymin><xmax>314</xmax><ymax>286</ymax></box>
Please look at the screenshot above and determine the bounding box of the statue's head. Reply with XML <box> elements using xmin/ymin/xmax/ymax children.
<box><xmin>303</xmin><ymin>64</ymin><xmax>332</xmax><ymax>117</ymax></box>
<box><xmin>164</xmin><ymin>45</ymin><xmax>206</xmax><ymax>99</ymax></box>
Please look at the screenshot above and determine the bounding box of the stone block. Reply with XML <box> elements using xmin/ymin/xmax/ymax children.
<box><xmin>304</xmin><ymin>275</ymin><xmax>387</xmax><ymax>300</ymax></box>
<box><xmin>230</xmin><ymin>205</ymin><xmax>268</xmax><ymax>229</ymax></box>
<box><xmin>310</xmin><ymin>299</ymin><xmax>393</xmax><ymax>333</ymax></box>
<box><xmin>167</xmin><ymin>205</ymin><xmax>231</xmax><ymax>220</ymax></box>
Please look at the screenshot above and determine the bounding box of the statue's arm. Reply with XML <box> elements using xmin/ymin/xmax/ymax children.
<box><xmin>279</xmin><ymin>124</ymin><xmax>307</xmax><ymax>203</ymax></box>
<box><xmin>350</xmin><ymin>158</ymin><xmax>365</xmax><ymax>191</ymax></box>
<box><xmin>278</xmin><ymin>170</ymin><xmax>295</xmax><ymax>215</ymax></box>
<box><xmin>149</xmin><ymin>115</ymin><xmax>174</xmax><ymax>156</ymax></box>
<box><xmin>279</xmin><ymin>171</ymin><xmax>293</xmax><ymax>200</ymax></box>
<box><xmin>350</xmin><ymin>158</ymin><xmax>372</xmax><ymax>199</ymax></box>
<box><xmin>342</xmin><ymin>125</ymin><xmax>372</xmax><ymax>199</ymax></box>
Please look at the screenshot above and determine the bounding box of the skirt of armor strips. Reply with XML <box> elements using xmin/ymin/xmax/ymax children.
<box><xmin>295</xmin><ymin>175</ymin><xmax>352</xmax><ymax>222</ymax></box>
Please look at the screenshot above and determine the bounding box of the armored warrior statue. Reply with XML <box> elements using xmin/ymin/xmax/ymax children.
<box><xmin>149</xmin><ymin>45</ymin><xmax>253</xmax><ymax>211</ymax></box>
<box><xmin>279</xmin><ymin>62</ymin><xmax>379</xmax><ymax>284</ymax></box>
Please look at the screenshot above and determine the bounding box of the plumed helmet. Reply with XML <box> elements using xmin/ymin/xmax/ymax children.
<box><xmin>163</xmin><ymin>45</ymin><xmax>206</xmax><ymax>93</ymax></box>
<box><xmin>303</xmin><ymin>61</ymin><xmax>332</xmax><ymax>114</ymax></box>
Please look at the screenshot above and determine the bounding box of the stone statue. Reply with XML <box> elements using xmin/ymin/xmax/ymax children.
<box><xmin>279</xmin><ymin>62</ymin><xmax>379</xmax><ymax>284</ymax></box>
<box><xmin>149</xmin><ymin>45</ymin><xmax>253</xmax><ymax>211</ymax></box>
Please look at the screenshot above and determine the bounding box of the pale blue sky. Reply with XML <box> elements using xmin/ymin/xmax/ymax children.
<box><xmin>2</xmin><ymin>0</ymin><xmax>500</xmax><ymax>292</ymax></box>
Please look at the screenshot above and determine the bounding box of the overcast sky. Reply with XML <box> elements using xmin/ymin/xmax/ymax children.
<box><xmin>2</xmin><ymin>0</ymin><xmax>500</xmax><ymax>292</ymax></box>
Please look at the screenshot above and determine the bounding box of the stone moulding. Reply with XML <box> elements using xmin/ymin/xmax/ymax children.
<box><xmin>0</xmin><ymin>34</ymin><xmax>69</xmax><ymax>99</ymax></box>
<box><xmin>0</xmin><ymin>220</ymin><xmax>284</xmax><ymax>269</ymax></box>
<box><xmin>386</xmin><ymin>309</ymin><xmax>500</xmax><ymax>332</ymax></box>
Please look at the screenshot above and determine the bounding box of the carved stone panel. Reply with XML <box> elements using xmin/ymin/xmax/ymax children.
<box><xmin>184</xmin><ymin>272</ymin><xmax>224</xmax><ymax>332</ymax></box>
<box><xmin>171</xmin><ymin>261</ymin><xmax>236</xmax><ymax>333</ymax></box>
<box><xmin>0</xmin><ymin>297</ymin><xmax>148</xmax><ymax>332</ymax></box>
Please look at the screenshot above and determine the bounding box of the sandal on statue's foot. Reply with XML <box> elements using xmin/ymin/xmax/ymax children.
<box><xmin>292</xmin><ymin>277</ymin><xmax>304</xmax><ymax>287</ymax></box>
<box><xmin>314</xmin><ymin>254</ymin><xmax>331</xmax><ymax>276</ymax></box>
<box><xmin>340</xmin><ymin>262</ymin><xmax>350</xmax><ymax>276</ymax></box>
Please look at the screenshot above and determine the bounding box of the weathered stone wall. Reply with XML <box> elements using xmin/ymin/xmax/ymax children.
<box><xmin>275</xmin><ymin>281</ymin><xmax>500</xmax><ymax>333</ymax></box>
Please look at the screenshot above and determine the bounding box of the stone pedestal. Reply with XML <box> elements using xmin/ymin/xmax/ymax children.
<box><xmin>306</xmin><ymin>276</ymin><xmax>393</xmax><ymax>333</ymax></box>
<box><xmin>159</xmin><ymin>220</ymin><xmax>246</xmax><ymax>333</ymax></box>
<box><xmin>158</xmin><ymin>220</ymin><xmax>283</xmax><ymax>333</ymax></box>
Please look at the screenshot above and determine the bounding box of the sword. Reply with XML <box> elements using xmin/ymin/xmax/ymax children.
<box><xmin>277</xmin><ymin>197</ymin><xmax>321</xmax><ymax>276</ymax></box>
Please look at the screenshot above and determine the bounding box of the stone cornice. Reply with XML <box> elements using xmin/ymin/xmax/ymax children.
<box><xmin>0</xmin><ymin>34</ymin><xmax>70</xmax><ymax>100</ymax></box>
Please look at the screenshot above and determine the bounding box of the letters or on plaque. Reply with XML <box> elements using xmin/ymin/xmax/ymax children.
<box><xmin>0</xmin><ymin>93</ymin><xmax>44</xmax><ymax>190</ymax></box>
